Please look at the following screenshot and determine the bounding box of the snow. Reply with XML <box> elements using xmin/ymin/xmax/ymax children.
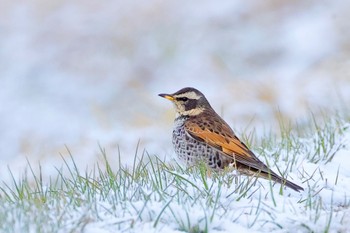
<box><xmin>1</xmin><ymin>0</ymin><xmax>350</xmax><ymax>232</ymax></box>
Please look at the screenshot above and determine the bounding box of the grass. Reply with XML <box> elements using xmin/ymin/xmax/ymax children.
<box><xmin>0</xmin><ymin>114</ymin><xmax>349</xmax><ymax>232</ymax></box>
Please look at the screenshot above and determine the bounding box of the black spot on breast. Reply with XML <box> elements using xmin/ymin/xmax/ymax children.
<box><xmin>215</xmin><ymin>153</ymin><xmax>220</xmax><ymax>160</ymax></box>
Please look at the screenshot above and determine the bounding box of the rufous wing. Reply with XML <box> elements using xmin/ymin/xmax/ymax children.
<box><xmin>184</xmin><ymin>120</ymin><xmax>269</xmax><ymax>172</ymax></box>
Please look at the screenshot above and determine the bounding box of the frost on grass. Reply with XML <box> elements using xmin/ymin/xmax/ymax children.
<box><xmin>0</xmin><ymin>121</ymin><xmax>349</xmax><ymax>233</ymax></box>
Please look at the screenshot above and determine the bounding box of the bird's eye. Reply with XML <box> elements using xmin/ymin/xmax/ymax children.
<box><xmin>177</xmin><ymin>97</ymin><xmax>188</xmax><ymax>102</ymax></box>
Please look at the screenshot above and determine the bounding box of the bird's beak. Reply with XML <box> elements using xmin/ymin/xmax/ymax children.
<box><xmin>159</xmin><ymin>93</ymin><xmax>175</xmax><ymax>101</ymax></box>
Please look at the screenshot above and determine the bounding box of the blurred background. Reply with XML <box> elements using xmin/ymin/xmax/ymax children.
<box><xmin>1</xmin><ymin>0</ymin><xmax>350</xmax><ymax>180</ymax></box>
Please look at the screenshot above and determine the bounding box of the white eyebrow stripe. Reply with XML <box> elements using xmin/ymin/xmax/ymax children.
<box><xmin>174</xmin><ymin>91</ymin><xmax>200</xmax><ymax>100</ymax></box>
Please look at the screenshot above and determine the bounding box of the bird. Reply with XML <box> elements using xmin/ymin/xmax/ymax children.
<box><xmin>159</xmin><ymin>87</ymin><xmax>304</xmax><ymax>192</ymax></box>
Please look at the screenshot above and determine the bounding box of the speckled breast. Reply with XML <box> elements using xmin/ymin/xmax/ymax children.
<box><xmin>172</xmin><ymin>116</ymin><xmax>230</xmax><ymax>169</ymax></box>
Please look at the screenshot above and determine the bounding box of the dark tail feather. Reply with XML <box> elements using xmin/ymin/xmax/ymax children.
<box><xmin>282</xmin><ymin>178</ymin><xmax>304</xmax><ymax>192</ymax></box>
<box><xmin>270</xmin><ymin>173</ymin><xmax>304</xmax><ymax>192</ymax></box>
<box><xmin>258</xmin><ymin>171</ymin><xmax>304</xmax><ymax>192</ymax></box>
<box><xmin>239</xmin><ymin>166</ymin><xmax>304</xmax><ymax>192</ymax></box>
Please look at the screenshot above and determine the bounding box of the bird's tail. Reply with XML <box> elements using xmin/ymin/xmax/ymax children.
<box><xmin>264</xmin><ymin>172</ymin><xmax>304</xmax><ymax>192</ymax></box>
<box><xmin>238</xmin><ymin>166</ymin><xmax>304</xmax><ymax>192</ymax></box>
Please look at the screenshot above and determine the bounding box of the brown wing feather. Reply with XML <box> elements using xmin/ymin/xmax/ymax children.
<box><xmin>184</xmin><ymin>112</ymin><xmax>270</xmax><ymax>172</ymax></box>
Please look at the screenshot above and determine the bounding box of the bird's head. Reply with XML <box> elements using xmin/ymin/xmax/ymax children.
<box><xmin>159</xmin><ymin>87</ymin><xmax>211</xmax><ymax>116</ymax></box>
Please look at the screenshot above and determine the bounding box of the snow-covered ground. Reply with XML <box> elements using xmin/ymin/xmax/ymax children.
<box><xmin>1</xmin><ymin>121</ymin><xmax>348</xmax><ymax>232</ymax></box>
